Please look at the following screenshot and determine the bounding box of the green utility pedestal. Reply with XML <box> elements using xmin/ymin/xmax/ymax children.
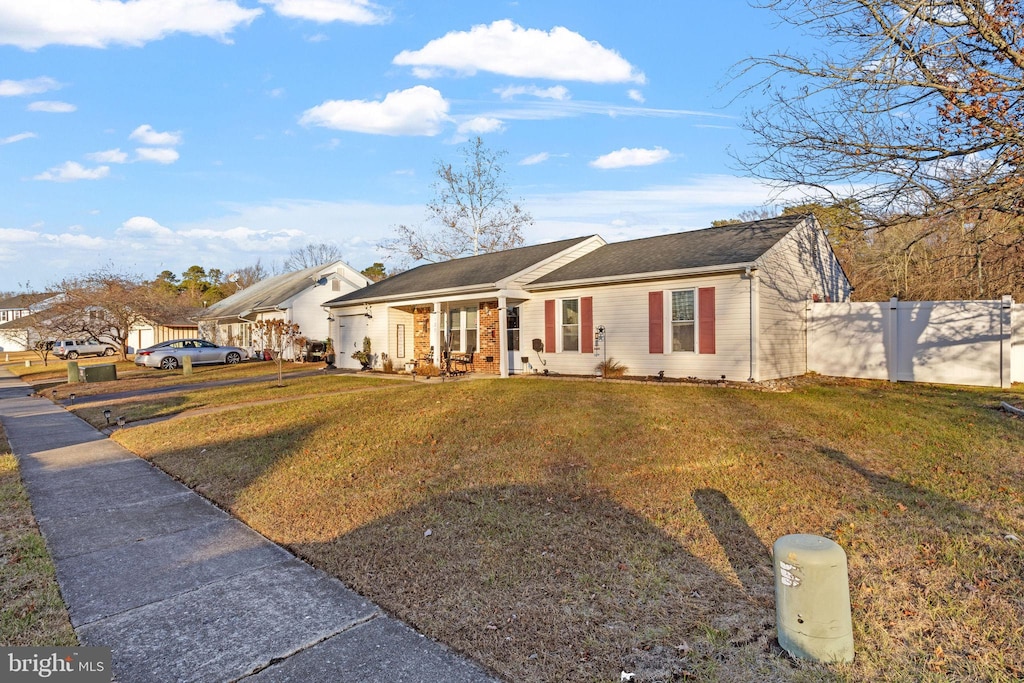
<box><xmin>774</xmin><ymin>534</ymin><xmax>854</xmax><ymax>663</ymax></box>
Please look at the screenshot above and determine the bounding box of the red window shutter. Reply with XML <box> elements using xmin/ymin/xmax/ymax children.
<box><xmin>580</xmin><ymin>296</ymin><xmax>593</xmax><ymax>354</ymax></box>
<box><xmin>648</xmin><ymin>291</ymin><xmax>664</xmax><ymax>354</ymax></box>
<box><xmin>544</xmin><ymin>300</ymin><xmax>555</xmax><ymax>352</ymax></box>
<box><xmin>698</xmin><ymin>287</ymin><xmax>716</xmax><ymax>354</ymax></box>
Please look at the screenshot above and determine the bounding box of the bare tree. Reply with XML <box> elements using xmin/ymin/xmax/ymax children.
<box><xmin>283</xmin><ymin>243</ymin><xmax>344</xmax><ymax>271</ymax></box>
<box><xmin>737</xmin><ymin>1</ymin><xmax>1024</xmax><ymax>238</ymax></box>
<box><xmin>382</xmin><ymin>137</ymin><xmax>532</xmax><ymax>264</ymax></box>
<box><xmin>229</xmin><ymin>258</ymin><xmax>276</xmax><ymax>289</ymax></box>
<box><xmin>49</xmin><ymin>268</ymin><xmax>179</xmax><ymax>360</ymax></box>
<box><xmin>253</xmin><ymin>318</ymin><xmax>301</xmax><ymax>385</ymax></box>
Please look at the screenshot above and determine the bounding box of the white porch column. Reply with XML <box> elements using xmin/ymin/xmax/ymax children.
<box><xmin>431</xmin><ymin>302</ymin><xmax>442</xmax><ymax>361</ymax></box>
<box><xmin>498</xmin><ymin>295</ymin><xmax>508</xmax><ymax>378</ymax></box>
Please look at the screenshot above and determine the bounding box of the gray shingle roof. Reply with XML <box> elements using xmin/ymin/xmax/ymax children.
<box><xmin>325</xmin><ymin>236</ymin><xmax>593</xmax><ymax>305</ymax></box>
<box><xmin>529</xmin><ymin>215</ymin><xmax>806</xmax><ymax>285</ymax></box>
<box><xmin>0</xmin><ymin>292</ymin><xmax>57</xmax><ymax>310</ymax></box>
<box><xmin>199</xmin><ymin>263</ymin><xmax>336</xmax><ymax>320</ymax></box>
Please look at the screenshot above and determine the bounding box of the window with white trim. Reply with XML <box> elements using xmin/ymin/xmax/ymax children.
<box><xmin>561</xmin><ymin>299</ymin><xmax>579</xmax><ymax>352</ymax></box>
<box><xmin>671</xmin><ymin>289</ymin><xmax>695</xmax><ymax>352</ymax></box>
<box><xmin>448</xmin><ymin>308</ymin><xmax>462</xmax><ymax>352</ymax></box>
<box><xmin>465</xmin><ymin>308</ymin><xmax>478</xmax><ymax>353</ymax></box>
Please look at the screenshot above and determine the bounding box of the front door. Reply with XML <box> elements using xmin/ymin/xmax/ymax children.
<box><xmin>506</xmin><ymin>306</ymin><xmax>520</xmax><ymax>374</ymax></box>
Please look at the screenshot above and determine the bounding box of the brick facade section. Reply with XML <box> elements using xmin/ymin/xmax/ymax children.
<box><xmin>413</xmin><ymin>306</ymin><xmax>433</xmax><ymax>361</ymax></box>
<box><xmin>474</xmin><ymin>301</ymin><xmax>501</xmax><ymax>375</ymax></box>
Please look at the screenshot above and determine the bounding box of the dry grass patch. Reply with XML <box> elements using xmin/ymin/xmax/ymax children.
<box><xmin>0</xmin><ymin>424</ymin><xmax>76</xmax><ymax>646</ymax></box>
<box><xmin>114</xmin><ymin>377</ymin><xmax>1024</xmax><ymax>682</ymax></box>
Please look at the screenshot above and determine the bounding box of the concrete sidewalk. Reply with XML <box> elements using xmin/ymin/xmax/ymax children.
<box><xmin>0</xmin><ymin>369</ymin><xmax>499</xmax><ymax>682</ymax></box>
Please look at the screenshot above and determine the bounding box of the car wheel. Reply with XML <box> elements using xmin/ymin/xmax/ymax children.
<box><xmin>103</xmin><ymin>347</ymin><xmax>115</xmax><ymax>356</ymax></box>
<box><xmin>160</xmin><ymin>357</ymin><xmax>179</xmax><ymax>370</ymax></box>
<box><xmin>225</xmin><ymin>352</ymin><xmax>241</xmax><ymax>365</ymax></box>
<box><xmin>67</xmin><ymin>351</ymin><xmax>79</xmax><ymax>360</ymax></box>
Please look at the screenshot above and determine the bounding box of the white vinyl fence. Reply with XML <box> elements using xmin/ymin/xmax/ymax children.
<box><xmin>808</xmin><ymin>296</ymin><xmax>1021</xmax><ymax>388</ymax></box>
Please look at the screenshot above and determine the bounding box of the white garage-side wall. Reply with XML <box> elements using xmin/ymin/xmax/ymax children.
<box><xmin>334</xmin><ymin>305</ymin><xmax>385</xmax><ymax>370</ymax></box>
<box><xmin>388</xmin><ymin>308</ymin><xmax>415</xmax><ymax>366</ymax></box>
<box><xmin>756</xmin><ymin>221</ymin><xmax>852</xmax><ymax>380</ymax></box>
<box><xmin>521</xmin><ymin>273</ymin><xmax>753</xmax><ymax>381</ymax></box>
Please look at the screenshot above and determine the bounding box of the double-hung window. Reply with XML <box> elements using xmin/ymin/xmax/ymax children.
<box><xmin>448</xmin><ymin>308</ymin><xmax>462</xmax><ymax>352</ymax></box>
<box><xmin>671</xmin><ymin>290</ymin><xmax>695</xmax><ymax>352</ymax></box>
<box><xmin>561</xmin><ymin>299</ymin><xmax>579</xmax><ymax>352</ymax></box>
<box><xmin>465</xmin><ymin>308</ymin><xmax>478</xmax><ymax>353</ymax></box>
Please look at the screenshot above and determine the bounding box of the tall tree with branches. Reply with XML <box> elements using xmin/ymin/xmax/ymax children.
<box><xmin>283</xmin><ymin>243</ymin><xmax>345</xmax><ymax>271</ymax></box>
<box><xmin>737</xmin><ymin>0</ymin><xmax>1024</xmax><ymax>292</ymax></box>
<box><xmin>383</xmin><ymin>137</ymin><xmax>532</xmax><ymax>263</ymax></box>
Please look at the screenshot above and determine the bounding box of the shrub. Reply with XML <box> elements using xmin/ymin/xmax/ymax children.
<box><xmin>595</xmin><ymin>358</ymin><xmax>627</xmax><ymax>378</ymax></box>
<box><xmin>414</xmin><ymin>362</ymin><xmax>441</xmax><ymax>377</ymax></box>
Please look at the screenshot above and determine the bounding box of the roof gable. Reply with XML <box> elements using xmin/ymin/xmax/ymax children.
<box><xmin>201</xmin><ymin>260</ymin><xmax>366</xmax><ymax>319</ymax></box>
<box><xmin>528</xmin><ymin>216</ymin><xmax>806</xmax><ymax>287</ymax></box>
<box><xmin>325</xmin><ymin>236</ymin><xmax>594</xmax><ymax>305</ymax></box>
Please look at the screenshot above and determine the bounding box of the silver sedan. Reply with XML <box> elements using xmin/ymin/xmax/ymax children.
<box><xmin>134</xmin><ymin>339</ymin><xmax>248</xmax><ymax>370</ymax></box>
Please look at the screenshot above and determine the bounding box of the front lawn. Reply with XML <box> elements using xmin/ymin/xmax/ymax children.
<box><xmin>112</xmin><ymin>377</ymin><xmax>1024</xmax><ymax>682</ymax></box>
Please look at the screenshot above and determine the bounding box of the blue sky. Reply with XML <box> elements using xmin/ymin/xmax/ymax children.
<box><xmin>0</xmin><ymin>0</ymin><xmax>813</xmax><ymax>291</ymax></box>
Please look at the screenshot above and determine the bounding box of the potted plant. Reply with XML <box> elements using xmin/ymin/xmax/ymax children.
<box><xmin>351</xmin><ymin>336</ymin><xmax>373</xmax><ymax>370</ymax></box>
<box><xmin>324</xmin><ymin>337</ymin><xmax>336</xmax><ymax>368</ymax></box>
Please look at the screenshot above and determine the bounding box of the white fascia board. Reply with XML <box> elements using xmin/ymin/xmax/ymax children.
<box><xmin>325</xmin><ymin>283</ymin><xmax>499</xmax><ymax>308</ymax></box>
<box><xmin>524</xmin><ymin>262</ymin><xmax>756</xmax><ymax>292</ymax></box>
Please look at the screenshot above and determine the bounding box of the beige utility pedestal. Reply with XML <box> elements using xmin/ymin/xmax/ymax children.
<box><xmin>774</xmin><ymin>534</ymin><xmax>854</xmax><ymax>663</ymax></box>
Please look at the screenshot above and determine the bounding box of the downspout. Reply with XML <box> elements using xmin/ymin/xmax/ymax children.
<box><xmin>747</xmin><ymin>266</ymin><xmax>759</xmax><ymax>382</ymax></box>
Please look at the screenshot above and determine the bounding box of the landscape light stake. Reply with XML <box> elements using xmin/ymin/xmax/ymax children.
<box><xmin>52</xmin><ymin>389</ymin><xmax>57</xmax><ymax>400</ymax></box>
<box><xmin>103</xmin><ymin>409</ymin><xmax>112</xmax><ymax>424</ymax></box>
<box><xmin>69</xmin><ymin>393</ymin><xmax>75</xmax><ymax>405</ymax></box>
<box><xmin>116</xmin><ymin>416</ymin><xmax>125</xmax><ymax>428</ymax></box>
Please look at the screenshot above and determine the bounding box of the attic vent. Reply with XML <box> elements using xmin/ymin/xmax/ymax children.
<box><xmin>332</xmin><ymin>279</ymin><xmax>340</xmax><ymax>291</ymax></box>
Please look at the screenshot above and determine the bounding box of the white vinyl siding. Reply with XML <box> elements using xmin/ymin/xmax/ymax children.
<box><xmin>522</xmin><ymin>273</ymin><xmax>750</xmax><ymax>380</ymax></box>
<box><xmin>755</xmin><ymin>220</ymin><xmax>851</xmax><ymax>380</ymax></box>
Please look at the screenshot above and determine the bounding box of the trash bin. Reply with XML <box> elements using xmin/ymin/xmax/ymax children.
<box><xmin>81</xmin><ymin>363</ymin><xmax>117</xmax><ymax>383</ymax></box>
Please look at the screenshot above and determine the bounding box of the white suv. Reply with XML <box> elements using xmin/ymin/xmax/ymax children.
<box><xmin>53</xmin><ymin>338</ymin><xmax>117</xmax><ymax>359</ymax></box>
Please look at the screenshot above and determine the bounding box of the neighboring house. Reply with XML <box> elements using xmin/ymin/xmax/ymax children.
<box><xmin>196</xmin><ymin>260</ymin><xmax>371</xmax><ymax>358</ymax></box>
<box><xmin>324</xmin><ymin>215</ymin><xmax>851</xmax><ymax>381</ymax></box>
<box><xmin>0</xmin><ymin>293</ymin><xmax>61</xmax><ymax>350</ymax></box>
<box><xmin>126</xmin><ymin>317</ymin><xmax>201</xmax><ymax>353</ymax></box>
<box><xmin>0</xmin><ymin>311</ymin><xmax>49</xmax><ymax>352</ymax></box>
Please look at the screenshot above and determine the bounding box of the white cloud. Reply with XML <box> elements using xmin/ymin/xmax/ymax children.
<box><xmin>456</xmin><ymin>117</ymin><xmax>504</xmax><ymax>135</ymax></box>
<box><xmin>260</xmin><ymin>0</ymin><xmax>388</xmax><ymax>24</ymax></box>
<box><xmin>0</xmin><ymin>131</ymin><xmax>36</xmax><ymax>145</ymax></box>
<box><xmin>0</xmin><ymin>0</ymin><xmax>262</xmax><ymax>50</ymax></box>
<box><xmin>519</xmin><ymin>152</ymin><xmax>550</xmax><ymax>166</ymax></box>
<box><xmin>267</xmin><ymin>87</ymin><xmax>285</xmax><ymax>98</ymax></box>
<box><xmin>627</xmin><ymin>89</ymin><xmax>645</xmax><ymax>103</ymax></box>
<box><xmin>0</xmin><ymin>76</ymin><xmax>60</xmax><ymax>96</ymax></box>
<box><xmin>590</xmin><ymin>146</ymin><xmax>671</xmax><ymax>169</ymax></box>
<box><xmin>27</xmin><ymin>100</ymin><xmax>76</xmax><ymax>113</ymax></box>
<box><xmin>129</xmin><ymin>124</ymin><xmax>183</xmax><ymax>146</ymax></box>
<box><xmin>33</xmin><ymin>161</ymin><xmax>110</xmax><ymax>182</ymax></box>
<box><xmin>86</xmin><ymin>148</ymin><xmax>128</xmax><ymax>163</ymax></box>
<box><xmin>495</xmin><ymin>84</ymin><xmax>570</xmax><ymax>101</ymax></box>
<box><xmin>393</xmin><ymin>20</ymin><xmax>646</xmax><ymax>84</ymax></box>
<box><xmin>135</xmin><ymin>147</ymin><xmax>180</xmax><ymax>164</ymax></box>
<box><xmin>299</xmin><ymin>85</ymin><xmax>450</xmax><ymax>136</ymax></box>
